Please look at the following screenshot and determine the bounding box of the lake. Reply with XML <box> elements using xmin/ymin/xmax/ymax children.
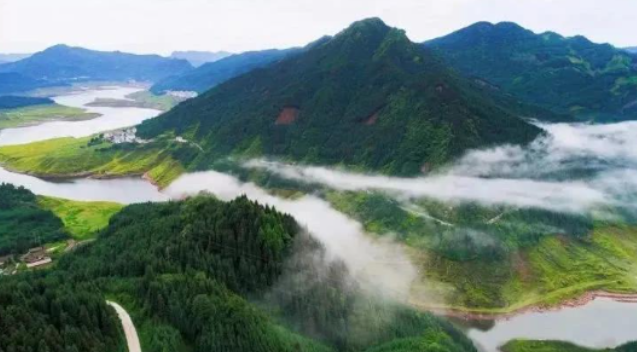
<box><xmin>0</xmin><ymin>86</ymin><xmax>160</xmax><ymax>146</ymax></box>
<box><xmin>461</xmin><ymin>297</ymin><xmax>637</xmax><ymax>351</ymax></box>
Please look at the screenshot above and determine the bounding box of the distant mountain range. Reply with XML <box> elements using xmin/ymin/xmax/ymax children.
<box><xmin>0</xmin><ymin>72</ymin><xmax>60</xmax><ymax>96</ymax></box>
<box><xmin>151</xmin><ymin>47</ymin><xmax>303</xmax><ymax>94</ymax></box>
<box><xmin>625</xmin><ymin>47</ymin><xmax>637</xmax><ymax>54</ymax></box>
<box><xmin>170</xmin><ymin>50</ymin><xmax>233</xmax><ymax>67</ymax></box>
<box><xmin>0</xmin><ymin>53</ymin><xmax>31</xmax><ymax>65</ymax></box>
<box><xmin>0</xmin><ymin>45</ymin><xmax>193</xmax><ymax>95</ymax></box>
<box><xmin>426</xmin><ymin>22</ymin><xmax>637</xmax><ymax>121</ymax></box>
<box><xmin>140</xmin><ymin>18</ymin><xmax>546</xmax><ymax>175</ymax></box>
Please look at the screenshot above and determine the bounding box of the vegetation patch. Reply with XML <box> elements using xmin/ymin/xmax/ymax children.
<box><xmin>0</xmin><ymin>134</ymin><xmax>197</xmax><ymax>188</ymax></box>
<box><xmin>502</xmin><ymin>339</ymin><xmax>637</xmax><ymax>352</ymax></box>
<box><xmin>37</xmin><ymin>196</ymin><xmax>123</xmax><ymax>240</ymax></box>
<box><xmin>0</xmin><ymin>103</ymin><xmax>99</xmax><ymax>129</ymax></box>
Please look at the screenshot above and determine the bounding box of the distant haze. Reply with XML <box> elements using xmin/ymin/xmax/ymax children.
<box><xmin>1</xmin><ymin>0</ymin><xmax>636</xmax><ymax>55</ymax></box>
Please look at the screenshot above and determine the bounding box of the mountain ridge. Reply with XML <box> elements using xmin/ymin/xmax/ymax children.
<box><xmin>0</xmin><ymin>44</ymin><xmax>193</xmax><ymax>84</ymax></box>
<box><xmin>140</xmin><ymin>18</ymin><xmax>545</xmax><ymax>175</ymax></box>
<box><xmin>426</xmin><ymin>21</ymin><xmax>637</xmax><ymax>121</ymax></box>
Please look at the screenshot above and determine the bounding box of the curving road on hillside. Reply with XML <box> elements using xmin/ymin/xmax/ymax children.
<box><xmin>107</xmin><ymin>301</ymin><xmax>142</xmax><ymax>352</ymax></box>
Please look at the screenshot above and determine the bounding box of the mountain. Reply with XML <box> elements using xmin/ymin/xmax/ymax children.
<box><xmin>625</xmin><ymin>47</ymin><xmax>637</xmax><ymax>54</ymax></box>
<box><xmin>0</xmin><ymin>194</ymin><xmax>476</xmax><ymax>352</ymax></box>
<box><xmin>170</xmin><ymin>50</ymin><xmax>233</xmax><ymax>67</ymax></box>
<box><xmin>140</xmin><ymin>18</ymin><xmax>544</xmax><ymax>175</ymax></box>
<box><xmin>0</xmin><ymin>44</ymin><xmax>193</xmax><ymax>83</ymax></box>
<box><xmin>426</xmin><ymin>22</ymin><xmax>637</xmax><ymax>121</ymax></box>
<box><xmin>0</xmin><ymin>72</ymin><xmax>60</xmax><ymax>96</ymax></box>
<box><xmin>151</xmin><ymin>47</ymin><xmax>302</xmax><ymax>93</ymax></box>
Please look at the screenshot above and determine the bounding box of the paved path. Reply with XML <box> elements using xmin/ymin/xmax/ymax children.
<box><xmin>107</xmin><ymin>301</ymin><xmax>141</xmax><ymax>352</ymax></box>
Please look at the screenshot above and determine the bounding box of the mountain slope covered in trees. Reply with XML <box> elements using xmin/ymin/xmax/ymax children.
<box><xmin>0</xmin><ymin>44</ymin><xmax>193</xmax><ymax>84</ymax></box>
<box><xmin>426</xmin><ymin>22</ymin><xmax>637</xmax><ymax>121</ymax></box>
<box><xmin>0</xmin><ymin>194</ymin><xmax>477</xmax><ymax>352</ymax></box>
<box><xmin>140</xmin><ymin>18</ymin><xmax>545</xmax><ymax>176</ymax></box>
<box><xmin>0</xmin><ymin>183</ymin><xmax>68</xmax><ymax>255</ymax></box>
<box><xmin>0</xmin><ymin>72</ymin><xmax>60</xmax><ymax>96</ymax></box>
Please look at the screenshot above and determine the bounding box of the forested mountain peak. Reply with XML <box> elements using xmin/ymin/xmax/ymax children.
<box><xmin>426</xmin><ymin>22</ymin><xmax>637</xmax><ymax>121</ymax></box>
<box><xmin>139</xmin><ymin>18</ymin><xmax>543</xmax><ymax>175</ymax></box>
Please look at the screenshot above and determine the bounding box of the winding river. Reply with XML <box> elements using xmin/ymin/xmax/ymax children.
<box><xmin>0</xmin><ymin>86</ymin><xmax>636</xmax><ymax>352</ymax></box>
<box><xmin>0</xmin><ymin>86</ymin><xmax>159</xmax><ymax>146</ymax></box>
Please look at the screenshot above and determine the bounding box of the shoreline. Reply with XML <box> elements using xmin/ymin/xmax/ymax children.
<box><xmin>0</xmin><ymin>111</ymin><xmax>102</xmax><ymax>131</ymax></box>
<box><xmin>421</xmin><ymin>290</ymin><xmax>637</xmax><ymax>321</ymax></box>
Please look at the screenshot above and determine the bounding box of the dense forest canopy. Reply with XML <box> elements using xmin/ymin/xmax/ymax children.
<box><xmin>0</xmin><ymin>183</ymin><xmax>68</xmax><ymax>255</ymax></box>
<box><xmin>426</xmin><ymin>21</ymin><xmax>637</xmax><ymax>121</ymax></box>
<box><xmin>0</xmin><ymin>193</ymin><xmax>476</xmax><ymax>352</ymax></box>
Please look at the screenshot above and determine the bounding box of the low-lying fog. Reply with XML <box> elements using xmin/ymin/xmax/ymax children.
<box><xmin>244</xmin><ymin>121</ymin><xmax>637</xmax><ymax>217</ymax></box>
<box><xmin>164</xmin><ymin>171</ymin><xmax>419</xmax><ymax>301</ymax></box>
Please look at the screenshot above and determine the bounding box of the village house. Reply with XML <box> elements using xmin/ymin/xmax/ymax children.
<box><xmin>20</xmin><ymin>247</ymin><xmax>52</xmax><ymax>269</ymax></box>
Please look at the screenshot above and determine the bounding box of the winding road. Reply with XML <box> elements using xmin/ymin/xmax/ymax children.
<box><xmin>107</xmin><ymin>301</ymin><xmax>141</xmax><ymax>352</ymax></box>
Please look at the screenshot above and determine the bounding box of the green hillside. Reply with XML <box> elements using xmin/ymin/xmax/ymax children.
<box><xmin>139</xmin><ymin>18</ymin><xmax>545</xmax><ymax>176</ymax></box>
<box><xmin>426</xmin><ymin>22</ymin><xmax>637</xmax><ymax>121</ymax></box>
<box><xmin>0</xmin><ymin>195</ymin><xmax>477</xmax><ymax>352</ymax></box>
<box><xmin>0</xmin><ymin>183</ymin><xmax>68</xmax><ymax>255</ymax></box>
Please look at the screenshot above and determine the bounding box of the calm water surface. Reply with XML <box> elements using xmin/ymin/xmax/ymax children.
<box><xmin>461</xmin><ymin>297</ymin><xmax>637</xmax><ymax>351</ymax></box>
<box><xmin>0</xmin><ymin>86</ymin><xmax>160</xmax><ymax>146</ymax></box>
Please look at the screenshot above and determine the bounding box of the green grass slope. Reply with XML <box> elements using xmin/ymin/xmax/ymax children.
<box><xmin>426</xmin><ymin>22</ymin><xmax>637</xmax><ymax>121</ymax></box>
<box><xmin>139</xmin><ymin>18</ymin><xmax>544</xmax><ymax>176</ymax></box>
<box><xmin>326</xmin><ymin>191</ymin><xmax>637</xmax><ymax>312</ymax></box>
<box><xmin>0</xmin><ymin>103</ymin><xmax>99</xmax><ymax>129</ymax></box>
<box><xmin>38</xmin><ymin>196</ymin><xmax>123</xmax><ymax>240</ymax></box>
<box><xmin>502</xmin><ymin>339</ymin><xmax>637</xmax><ymax>352</ymax></box>
<box><xmin>0</xmin><ymin>135</ymin><xmax>198</xmax><ymax>188</ymax></box>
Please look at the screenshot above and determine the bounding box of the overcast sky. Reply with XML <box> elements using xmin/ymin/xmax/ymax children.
<box><xmin>1</xmin><ymin>0</ymin><xmax>635</xmax><ymax>55</ymax></box>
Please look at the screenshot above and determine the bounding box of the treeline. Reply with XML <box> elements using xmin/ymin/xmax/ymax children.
<box><xmin>0</xmin><ymin>272</ymin><xmax>123</xmax><ymax>352</ymax></box>
<box><xmin>0</xmin><ymin>194</ymin><xmax>477</xmax><ymax>352</ymax></box>
<box><xmin>0</xmin><ymin>183</ymin><xmax>68</xmax><ymax>255</ymax></box>
<box><xmin>0</xmin><ymin>96</ymin><xmax>53</xmax><ymax>109</ymax></box>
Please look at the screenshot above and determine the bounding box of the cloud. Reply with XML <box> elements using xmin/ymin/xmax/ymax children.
<box><xmin>243</xmin><ymin>121</ymin><xmax>637</xmax><ymax>216</ymax></box>
<box><xmin>164</xmin><ymin>170</ymin><xmax>419</xmax><ymax>301</ymax></box>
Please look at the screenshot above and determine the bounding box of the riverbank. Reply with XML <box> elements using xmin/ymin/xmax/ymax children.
<box><xmin>0</xmin><ymin>104</ymin><xmax>100</xmax><ymax>130</ymax></box>
<box><xmin>0</xmin><ymin>135</ymin><xmax>189</xmax><ymax>189</ymax></box>
<box><xmin>423</xmin><ymin>290</ymin><xmax>637</xmax><ymax>322</ymax></box>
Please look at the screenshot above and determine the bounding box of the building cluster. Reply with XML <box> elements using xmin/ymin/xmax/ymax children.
<box><xmin>102</xmin><ymin>128</ymin><xmax>146</xmax><ymax>144</ymax></box>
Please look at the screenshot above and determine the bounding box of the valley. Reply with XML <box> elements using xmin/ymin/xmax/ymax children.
<box><xmin>1</xmin><ymin>11</ymin><xmax>637</xmax><ymax>352</ymax></box>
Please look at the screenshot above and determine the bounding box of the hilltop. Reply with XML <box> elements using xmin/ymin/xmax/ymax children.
<box><xmin>426</xmin><ymin>22</ymin><xmax>637</xmax><ymax>121</ymax></box>
<box><xmin>140</xmin><ymin>18</ymin><xmax>545</xmax><ymax>175</ymax></box>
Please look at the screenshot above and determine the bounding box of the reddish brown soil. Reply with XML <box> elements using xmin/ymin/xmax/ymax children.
<box><xmin>364</xmin><ymin>111</ymin><xmax>379</xmax><ymax>125</ymax></box>
<box><xmin>275</xmin><ymin>107</ymin><xmax>299</xmax><ymax>125</ymax></box>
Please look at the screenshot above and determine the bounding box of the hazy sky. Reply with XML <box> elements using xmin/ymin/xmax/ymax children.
<box><xmin>1</xmin><ymin>0</ymin><xmax>636</xmax><ymax>55</ymax></box>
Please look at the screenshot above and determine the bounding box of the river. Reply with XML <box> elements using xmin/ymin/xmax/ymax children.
<box><xmin>0</xmin><ymin>86</ymin><xmax>160</xmax><ymax>146</ymax></box>
<box><xmin>462</xmin><ymin>297</ymin><xmax>637</xmax><ymax>351</ymax></box>
<box><xmin>0</xmin><ymin>86</ymin><xmax>636</xmax><ymax>352</ymax></box>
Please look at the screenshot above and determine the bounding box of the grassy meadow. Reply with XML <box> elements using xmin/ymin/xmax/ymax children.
<box><xmin>0</xmin><ymin>104</ymin><xmax>99</xmax><ymax>129</ymax></box>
